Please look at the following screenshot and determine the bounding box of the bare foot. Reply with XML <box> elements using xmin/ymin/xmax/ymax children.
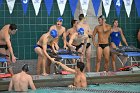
<box><xmin>42</xmin><ymin>73</ymin><xmax>48</xmax><ymax>76</ymax></box>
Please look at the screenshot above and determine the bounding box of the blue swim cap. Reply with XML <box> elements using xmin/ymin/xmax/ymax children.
<box><xmin>77</xmin><ymin>28</ymin><xmax>84</xmax><ymax>35</ymax></box>
<box><xmin>57</xmin><ymin>17</ymin><xmax>63</xmax><ymax>22</ymax></box>
<box><xmin>50</xmin><ymin>30</ymin><xmax>58</xmax><ymax>38</ymax></box>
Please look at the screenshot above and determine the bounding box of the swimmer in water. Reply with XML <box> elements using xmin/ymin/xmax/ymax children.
<box><xmin>8</xmin><ymin>64</ymin><xmax>36</xmax><ymax>92</ymax></box>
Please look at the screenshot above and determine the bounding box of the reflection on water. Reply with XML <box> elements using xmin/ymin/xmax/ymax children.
<box><xmin>3</xmin><ymin>83</ymin><xmax>140</xmax><ymax>93</ymax></box>
<box><xmin>33</xmin><ymin>83</ymin><xmax>140</xmax><ymax>93</ymax></box>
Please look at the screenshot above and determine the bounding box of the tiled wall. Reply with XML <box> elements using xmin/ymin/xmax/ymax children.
<box><xmin>0</xmin><ymin>0</ymin><xmax>73</xmax><ymax>59</ymax></box>
<box><xmin>0</xmin><ymin>0</ymin><xmax>139</xmax><ymax>60</ymax></box>
<box><xmin>104</xmin><ymin>1</ymin><xmax>140</xmax><ymax>48</ymax></box>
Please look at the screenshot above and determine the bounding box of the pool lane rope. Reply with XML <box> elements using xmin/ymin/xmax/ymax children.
<box><xmin>39</xmin><ymin>87</ymin><xmax>139</xmax><ymax>93</ymax></box>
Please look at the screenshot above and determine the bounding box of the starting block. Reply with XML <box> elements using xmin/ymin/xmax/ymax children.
<box><xmin>111</xmin><ymin>46</ymin><xmax>140</xmax><ymax>67</ymax></box>
<box><xmin>0</xmin><ymin>57</ymin><xmax>8</xmax><ymax>74</ymax></box>
<box><xmin>48</xmin><ymin>49</ymin><xmax>80</xmax><ymax>74</ymax></box>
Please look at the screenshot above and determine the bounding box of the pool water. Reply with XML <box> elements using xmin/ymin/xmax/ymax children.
<box><xmin>2</xmin><ymin>83</ymin><xmax>140</xmax><ymax>93</ymax></box>
<box><xmin>33</xmin><ymin>83</ymin><xmax>140</xmax><ymax>93</ymax></box>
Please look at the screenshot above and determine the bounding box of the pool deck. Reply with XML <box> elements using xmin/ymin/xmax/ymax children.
<box><xmin>0</xmin><ymin>71</ymin><xmax>140</xmax><ymax>91</ymax></box>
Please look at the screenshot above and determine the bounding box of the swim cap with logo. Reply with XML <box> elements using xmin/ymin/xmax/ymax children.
<box><xmin>77</xmin><ymin>28</ymin><xmax>84</xmax><ymax>35</ymax></box>
<box><xmin>50</xmin><ymin>29</ymin><xmax>58</xmax><ymax>38</ymax></box>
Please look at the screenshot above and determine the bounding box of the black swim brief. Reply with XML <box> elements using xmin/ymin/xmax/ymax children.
<box><xmin>88</xmin><ymin>35</ymin><xmax>91</xmax><ymax>38</ymax></box>
<box><xmin>47</xmin><ymin>45</ymin><xmax>52</xmax><ymax>49</ymax></box>
<box><xmin>73</xmin><ymin>43</ymin><xmax>84</xmax><ymax>51</ymax></box>
<box><xmin>34</xmin><ymin>44</ymin><xmax>43</xmax><ymax>49</ymax></box>
<box><xmin>86</xmin><ymin>43</ymin><xmax>91</xmax><ymax>49</ymax></box>
<box><xmin>0</xmin><ymin>45</ymin><xmax>8</xmax><ymax>50</ymax></box>
<box><xmin>98</xmin><ymin>44</ymin><xmax>109</xmax><ymax>49</ymax></box>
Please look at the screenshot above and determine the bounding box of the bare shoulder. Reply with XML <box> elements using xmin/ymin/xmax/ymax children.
<box><xmin>95</xmin><ymin>25</ymin><xmax>100</xmax><ymax>29</ymax></box>
<box><xmin>41</xmin><ymin>33</ymin><xmax>47</xmax><ymax>38</ymax></box>
<box><xmin>62</xmin><ymin>26</ymin><xmax>66</xmax><ymax>30</ymax></box>
<box><xmin>83</xmin><ymin>34</ymin><xmax>88</xmax><ymax>38</ymax></box>
<box><xmin>61</xmin><ymin>26</ymin><xmax>66</xmax><ymax>33</ymax></box>
<box><xmin>67</xmin><ymin>28</ymin><xmax>72</xmax><ymax>32</ymax></box>
<box><xmin>74</xmin><ymin>32</ymin><xmax>78</xmax><ymax>35</ymax></box>
<box><xmin>11</xmin><ymin>73</ymin><xmax>20</xmax><ymax>79</ymax></box>
<box><xmin>106</xmin><ymin>24</ymin><xmax>111</xmax><ymax>28</ymax></box>
<box><xmin>71</xmin><ymin>32</ymin><xmax>77</xmax><ymax>38</ymax></box>
<box><xmin>3</xmin><ymin>24</ymin><xmax>10</xmax><ymax>29</ymax></box>
<box><xmin>85</xmin><ymin>23</ymin><xmax>90</xmax><ymax>27</ymax></box>
<box><xmin>49</xmin><ymin>25</ymin><xmax>55</xmax><ymax>30</ymax></box>
<box><xmin>51</xmin><ymin>25</ymin><xmax>55</xmax><ymax>28</ymax></box>
<box><xmin>0</xmin><ymin>24</ymin><xmax>10</xmax><ymax>32</ymax></box>
<box><xmin>118</xmin><ymin>27</ymin><xmax>122</xmax><ymax>31</ymax></box>
<box><xmin>12</xmin><ymin>74</ymin><xmax>17</xmax><ymax>78</ymax></box>
<box><xmin>25</xmin><ymin>74</ymin><xmax>32</xmax><ymax>80</ymax></box>
<box><xmin>106</xmin><ymin>24</ymin><xmax>112</xmax><ymax>31</ymax></box>
<box><xmin>66</xmin><ymin>28</ymin><xmax>71</xmax><ymax>33</ymax></box>
<box><xmin>43</xmin><ymin>33</ymin><xmax>49</xmax><ymax>40</ymax></box>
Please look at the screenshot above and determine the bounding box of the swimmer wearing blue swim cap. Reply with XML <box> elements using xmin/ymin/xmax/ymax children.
<box><xmin>77</xmin><ymin>28</ymin><xmax>84</xmax><ymax>35</ymax></box>
<box><xmin>57</xmin><ymin>17</ymin><xmax>63</xmax><ymax>22</ymax></box>
<box><xmin>56</xmin><ymin>17</ymin><xmax>63</xmax><ymax>27</ymax></box>
<box><xmin>50</xmin><ymin>29</ymin><xmax>58</xmax><ymax>38</ymax></box>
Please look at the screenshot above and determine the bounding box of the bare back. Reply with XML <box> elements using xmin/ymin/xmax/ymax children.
<box><xmin>69</xmin><ymin>33</ymin><xmax>88</xmax><ymax>46</ymax></box>
<box><xmin>74</xmin><ymin>73</ymin><xmax>87</xmax><ymax>87</ymax></box>
<box><xmin>0</xmin><ymin>25</ymin><xmax>10</xmax><ymax>45</ymax></box>
<box><xmin>9</xmin><ymin>72</ymin><xmax>35</xmax><ymax>91</ymax></box>
<box><xmin>37</xmin><ymin>33</ymin><xmax>54</xmax><ymax>46</ymax></box>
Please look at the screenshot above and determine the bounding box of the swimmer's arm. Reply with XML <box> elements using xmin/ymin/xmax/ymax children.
<box><xmin>57</xmin><ymin>62</ymin><xmax>76</xmax><ymax>74</ymax></box>
<box><xmin>29</xmin><ymin>76</ymin><xmax>36</xmax><ymax>90</ymax></box>
<box><xmin>51</xmin><ymin>42</ymin><xmax>59</xmax><ymax>53</ymax></box>
<box><xmin>138</xmin><ymin>30</ymin><xmax>140</xmax><ymax>42</ymax></box>
<box><xmin>120</xmin><ymin>28</ymin><xmax>128</xmax><ymax>46</ymax></box>
<box><xmin>8</xmin><ymin>79</ymin><xmax>13</xmax><ymax>91</ymax></box>
<box><xmin>51</xmin><ymin>43</ymin><xmax>57</xmax><ymax>53</ymax></box>
<box><xmin>66</xmin><ymin>29</ymin><xmax>70</xmax><ymax>37</ymax></box>
<box><xmin>66</xmin><ymin>30</ymin><xmax>70</xmax><ymax>46</ymax></box>
<box><xmin>48</xmin><ymin>25</ymin><xmax>55</xmax><ymax>32</ymax></box>
<box><xmin>92</xmin><ymin>27</ymin><xmax>98</xmax><ymax>46</ymax></box>
<box><xmin>5</xmin><ymin>38</ymin><xmax>14</xmax><ymax>56</ymax></box>
<box><xmin>87</xmin><ymin>25</ymin><xmax>92</xmax><ymax>36</ymax></box>
<box><xmin>42</xmin><ymin>39</ymin><xmax>54</xmax><ymax>61</ymax></box>
<box><xmin>62</xmin><ymin>28</ymin><xmax>67</xmax><ymax>48</ymax></box>
<box><xmin>5</xmin><ymin>33</ymin><xmax>16</xmax><ymax>62</ymax></box>
<box><xmin>103</xmin><ymin>19</ymin><xmax>108</xmax><ymax>32</ymax></box>
<box><xmin>68</xmin><ymin>34</ymin><xmax>75</xmax><ymax>47</ymax></box>
<box><xmin>82</xmin><ymin>37</ymin><xmax>88</xmax><ymax>53</ymax></box>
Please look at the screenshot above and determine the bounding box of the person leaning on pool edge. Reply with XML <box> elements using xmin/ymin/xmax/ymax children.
<box><xmin>56</xmin><ymin>61</ymin><xmax>87</xmax><ymax>88</ymax></box>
